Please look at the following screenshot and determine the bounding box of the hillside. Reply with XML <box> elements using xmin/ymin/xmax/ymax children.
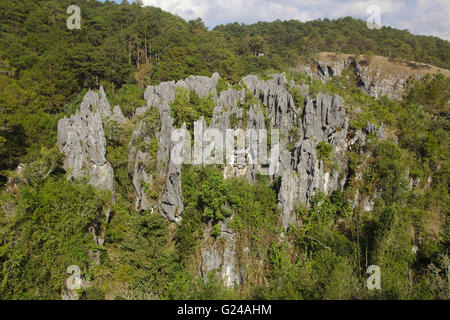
<box><xmin>0</xmin><ymin>0</ymin><xmax>449</xmax><ymax>300</ymax></box>
<box><xmin>2</xmin><ymin>0</ymin><xmax>450</xmax><ymax>180</ymax></box>
<box><xmin>315</xmin><ymin>52</ymin><xmax>450</xmax><ymax>78</ymax></box>
<box><xmin>296</xmin><ymin>52</ymin><xmax>450</xmax><ymax>100</ymax></box>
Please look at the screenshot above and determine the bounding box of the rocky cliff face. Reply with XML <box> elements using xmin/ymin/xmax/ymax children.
<box><xmin>57</xmin><ymin>87</ymin><xmax>115</xmax><ymax>192</ymax></box>
<box><xmin>241</xmin><ymin>74</ymin><xmax>349</xmax><ymax>229</ymax></box>
<box><xmin>299</xmin><ymin>57</ymin><xmax>350</xmax><ymax>83</ymax></box>
<box><xmin>57</xmin><ymin>86</ymin><xmax>128</xmax><ymax>269</ymax></box>
<box><xmin>354</xmin><ymin>63</ymin><xmax>407</xmax><ymax>100</ymax></box>
<box><xmin>278</xmin><ymin>93</ymin><xmax>348</xmax><ymax>228</ymax></box>
<box><xmin>132</xmin><ymin>73</ymin><xmax>220</xmax><ymax>221</ymax></box>
<box><xmin>299</xmin><ymin>54</ymin><xmax>412</xmax><ymax>100</ymax></box>
<box><xmin>57</xmin><ymin>71</ymin><xmax>376</xmax><ymax>288</ymax></box>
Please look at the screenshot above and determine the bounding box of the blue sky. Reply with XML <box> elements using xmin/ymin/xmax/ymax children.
<box><xmin>112</xmin><ymin>0</ymin><xmax>450</xmax><ymax>40</ymax></box>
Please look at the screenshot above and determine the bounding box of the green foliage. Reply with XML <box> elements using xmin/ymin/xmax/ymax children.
<box><xmin>2</xmin><ymin>66</ymin><xmax>449</xmax><ymax>300</ymax></box>
<box><xmin>164</xmin><ymin>269</ymin><xmax>239</xmax><ymax>300</ymax></box>
<box><xmin>316</xmin><ymin>141</ymin><xmax>339</xmax><ymax>171</ymax></box>
<box><xmin>342</xmin><ymin>73</ymin><xmax>450</xmax><ymax>298</ymax></box>
<box><xmin>179</xmin><ymin>165</ymin><xmax>279</xmax><ymax>260</ymax></box>
<box><xmin>1</xmin><ymin>0</ymin><xmax>450</xmax><ymax>301</ymax></box>
<box><xmin>199</xmin><ymin>173</ymin><xmax>230</xmax><ymax>223</ymax></box>
<box><xmin>369</xmin><ymin>141</ymin><xmax>409</xmax><ymax>203</ymax></box>
<box><xmin>133</xmin><ymin>107</ymin><xmax>161</xmax><ymax>153</ymax></box>
<box><xmin>175</xmin><ymin>165</ymin><xmax>209</xmax><ymax>262</ymax></box>
<box><xmin>229</xmin><ymin>113</ymin><xmax>240</xmax><ymax>129</ymax></box>
<box><xmin>109</xmin><ymin>210</ymin><xmax>175</xmax><ymax>299</ymax></box>
<box><xmin>256</xmin><ymin>240</ymin><xmax>359</xmax><ymax>300</ymax></box>
<box><xmin>252</xmin><ymin>189</ymin><xmax>360</xmax><ymax>300</ymax></box>
<box><xmin>0</xmin><ymin>170</ymin><xmax>106</xmax><ymax>299</ymax></box>
<box><xmin>216</xmin><ymin>17</ymin><xmax>450</xmax><ymax>70</ymax></box>
<box><xmin>216</xmin><ymin>77</ymin><xmax>229</xmax><ymax>95</ymax></box>
<box><xmin>240</xmin><ymin>88</ymin><xmax>259</xmax><ymax>112</ymax></box>
<box><xmin>267</xmin><ymin>243</ymin><xmax>284</xmax><ymax>269</ymax></box>
<box><xmin>105</xmin><ymin>121</ymin><xmax>134</xmax><ymax>198</ymax></box>
<box><xmin>108</xmin><ymin>85</ymin><xmax>146</xmax><ymax>118</ymax></box>
<box><xmin>316</xmin><ymin>142</ymin><xmax>333</xmax><ymax>160</ymax></box>
<box><xmin>404</xmin><ymin>74</ymin><xmax>450</xmax><ymax>112</ymax></box>
<box><xmin>170</xmin><ymin>87</ymin><xmax>215</xmax><ymax>132</ymax></box>
<box><xmin>211</xmin><ymin>223</ymin><xmax>222</xmax><ymax>238</ymax></box>
<box><xmin>287</xmin><ymin>85</ymin><xmax>304</xmax><ymax>109</ymax></box>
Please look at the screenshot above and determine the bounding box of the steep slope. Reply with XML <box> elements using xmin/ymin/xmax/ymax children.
<box><xmin>298</xmin><ymin>52</ymin><xmax>450</xmax><ymax>100</ymax></box>
<box><xmin>58</xmin><ymin>72</ymin><xmax>389</xmax><ymax>288</ymax></box>
<box><xmin>2</xmin><ymin>61</ymin><xmax>448</xmax><ymax>299</ymax></box>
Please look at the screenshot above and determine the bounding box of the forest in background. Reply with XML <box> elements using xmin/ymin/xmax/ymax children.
<box><xmin>2</xmin><ymin>0</ymin><xmax>450</xmax><ymax>177</ymax></box>
<box><xmin>0</xmin><ymin>0</ymin><xmax>449</xmax><ymax>299</ymax></box>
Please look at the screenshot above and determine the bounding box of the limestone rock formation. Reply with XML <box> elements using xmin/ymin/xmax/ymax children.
<box><xmin>159</xmin><ymin>155</ymin><xmax>184</xmax><ymax>223</ymax></box>
<box><xmin>355</xmin><ymin>63</ymin><xmax>406</xmax><ymax>100</ymax></box>
<box><xmin>201</xmin><ymin>221</ymin><xmax>242</xmax><ymax>287</ymax></box>
<box><xmin>57</xmin><ymin>90</ymin><xmax>114</xmax><ymax>191</ymax></box>
<box><xmin>299</xmin><ymin>57</ymin><xmax>350</xmax><ymax>82</ymax></box>
<box><xmin>130</xmin><ymin>73</ymin><xmax>219</xmax><ymax>221</ymax></box>
<box><xmin>56</xmin><ymin>71</ymin><xmax>389</xmax><ymax>288</ymax></box>
<box><xmin>98</xmin><ymin>85</ymin><xmax>112</xmax><ymax>119</ymax></box>
<box><xmin>112</xmin><ymin>105</ymin><xmax>127</xmax><ymax>123</ymax></box>
<box><xmin>240</xmin><ymin>74</ymin><xmax>349</xmax><ymax>229</ymax></box>
<box><xmin>57</xmin><ymin>88</ymin><xmax>120</xmax><ymax>269</ymax></box>
<box><xmin>130</xmin><ymin>150</ymin><xmax>152</xmax><ymax>211</ymax></box>
<box><xmin>298</xmin><ymin>54</ymin><xmax>410</xmax><ymax>100</ymax></box>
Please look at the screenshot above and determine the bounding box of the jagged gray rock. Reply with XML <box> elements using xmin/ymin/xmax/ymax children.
<box><xmin>159</xmin><ymin>151</ymin><xmax>183</xmax><ymax>223</ymax></box>
<box><xmin>201</xmin><ymin>220</ymin><xmax>242</xmax><ymax>288</ymax></box>
<box><xmin>355</xmin><ymin>63</ymin><xmax>406</xmax><ymax>100</ymax></box>
<box><xmin>218</xmin><ymin>88</ymin><xmax>245</xmax><ymax>109</ymax></box>
<box><xmin>57</xmin><ymin>88</ymin><xmax>117</xmax><ymax>270</ymax></box>
<box><xmin>98</xmin><ymin>85</ymin><xmax>112</xmax><ymax>119</ymax></box>
<box><xmin>132</xmin><ymin>74</ymin><xmax>222</xmax><ymax>221</ymax></box>
<box><xmin>302</xmin><ymin>93</ymin><xmax>346</xmax><ymax>141</ymax></box>
<box><xmin>365</xmin><ymin>122</ymin><xmax>386</xmax><ymax>140</ymax></box>
<box><xmin>78</xmin><ymin>71</ymin><xmax>390</xmax><ymax>287</ymax></box>
<box><xmin>57</xmin><ymin>90</ymin><xmax>114</xmax><ymax>191</ymax></box>
<box><xmin>131</xmin><ymin>150</ymin><xmax>152</xmax><ymax>211</ymax></box>
<box><xmin>242</xmin><ymin>74</ymin><xmax>301</xmax><ymax>136</ymax></box>
<box><xmin>180</xmin><ymin>72</ymin><xmax>219</xmax><ymax>98</ymax></box>
<box><xmin>298</xmin><ymin>56</ymin><xmax>407</xmax><ymax>100</ymax></box>
<box><xmin>111</xmin><ymin>105</ymin><xmax>126</xmax><ymax>123</ymax></box>
<box><xmin>299</xmin><ymin>57</ymin><xmax>349</xmax><ymax>82</ymax></box>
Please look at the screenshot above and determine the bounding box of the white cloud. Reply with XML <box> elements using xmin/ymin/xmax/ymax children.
<box><xmin>398</xmin><ymin>0</ymin><xmax>450</xmax><ymax>40</ymax></box>
<box><xmin>141</xmin><ymin>0</ymin><xmax>450</xmax><ymax>40</ymax></box>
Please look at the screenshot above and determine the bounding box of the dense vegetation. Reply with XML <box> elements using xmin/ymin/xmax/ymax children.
<box><xmin>0</xmin><ymin>0</ymin><xmax>449</xmax><ymax>300</ymax></box>
<box><xmin>215</xmin><ymin>18</ymin><xmax>450</xmax><ymax>71</ymax></box>
<box><xmin>2</xmin><ymin>0</ymin><xmax>450</xmax><ymax>178</ymax></box>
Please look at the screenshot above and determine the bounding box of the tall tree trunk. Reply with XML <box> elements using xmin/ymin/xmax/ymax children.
<box><xmin>128</xmin><ymin>40</ymin><xmax>131</xmax><ymax>64</ymax></box>
<box><xmin>144</xmin><ymin>35</ymin><xmax>148</xmax><ymax>66</ymax></box>
<box><xmin>136</xmin><ymin>41</ymin><xmax>140</xmax><ymax>70</ymax></box>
